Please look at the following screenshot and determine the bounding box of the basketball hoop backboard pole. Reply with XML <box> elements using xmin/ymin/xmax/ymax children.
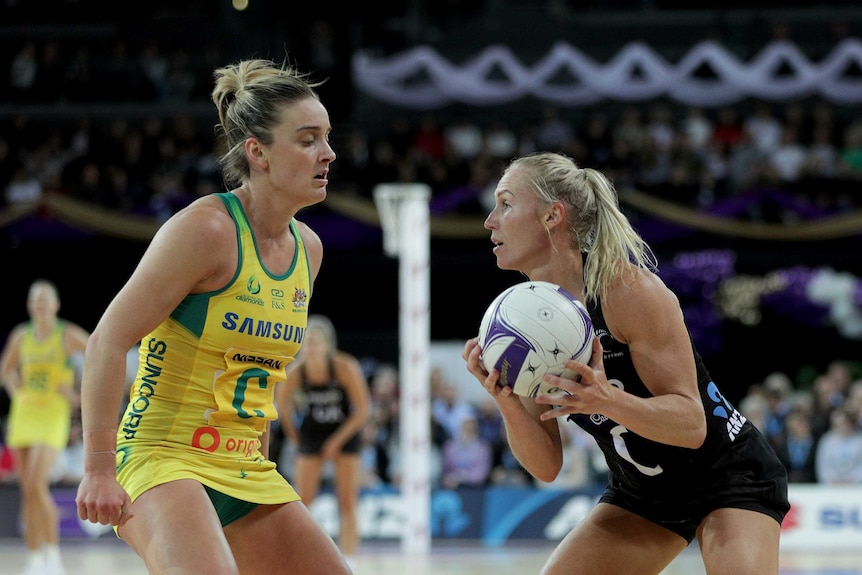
<box><xmin>373</xmin><ymin>183</ymin><xmax>432</xmax><ymax>555</ymax></box>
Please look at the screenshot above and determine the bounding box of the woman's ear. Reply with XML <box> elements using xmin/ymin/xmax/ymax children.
<box><xmin>545</xmin><ymin>202</ymin><xmax>564</xmax><ymax>226</ymax></box>
<box><xmin>245</xmin><ymin>138</ymin><xmax>267</xmax><ymax>169</ymax></box>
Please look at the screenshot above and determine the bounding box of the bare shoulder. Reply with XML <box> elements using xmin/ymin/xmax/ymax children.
<box><xmin>333</xmin><ymin>351</ymin><xmax>365</xmax><ymax>378</ymax></box>
<box><xmin>602</xmin><ymin>266</ymin><xmax>681</xmax><ymax>342</ymax></box>
<box><xmin>293</xmin><ymin>218</ymin><xmax>322</xmax><ymax>250</ymax></box>
<box><xmin>605</xmin><ymin>265</ymin><xmax>676</xmax><ymax>307</ymax></box>
<box><xmin>162</xmin><ymin>194</ymin><xmax>235</xmax><ymax>246</ymax></box>
<box><xmin>62</xmin><ymin>320</ymin><xmax>90</xmax><ymax>338</ymax></box>
<box><xmin>1</xmin><ymin>324</ymin><xmax>27</xmax><ymax>347</ymax></box>
<box><xmin>283</xmin><ymin>357</ymin><xmax>305</xmax><ymax>381</ymax></box>
<box><xmin>136</xmin><ymin>195</ymin><xmax>237</xmax><ymax>294</ymax></box>
<box><xmin>62</xmin><ymin>321</ymin><xmax>91</xmax><ymax>351</ymax></box>
<box><xmin>332</xmin><ymin>352</ymin><xmax>370</xmax><ymax>405</ymax></box>
<box><xmin>293</xmin><ymin>218</ymin><xmax>323</xmax><ymax>277</ymax></box>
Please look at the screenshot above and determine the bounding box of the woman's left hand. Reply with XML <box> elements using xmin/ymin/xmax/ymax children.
<box><xmin>534</xmin><ymin>336</ymin><xmax>614</xmax><ymax>420</ymax></box>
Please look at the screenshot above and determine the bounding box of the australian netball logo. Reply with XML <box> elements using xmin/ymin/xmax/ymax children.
<box><xmin>292</xmin><ymin>287</ymin><xmax>308</xmax><ymax>309</ymax></box>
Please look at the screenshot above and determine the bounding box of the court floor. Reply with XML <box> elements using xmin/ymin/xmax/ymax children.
<box><xmin>1</xmin><ymin>539</ymin><xmax>860</xmax><ymax>575</ymax></box>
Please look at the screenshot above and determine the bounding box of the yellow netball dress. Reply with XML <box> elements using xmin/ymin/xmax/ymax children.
<box><xmin>6</xmin><ymin>322</ymin><xmax>75</xmax><ymax>451</ymax></box>
<box><xmin>116</xmin><ymin>192</ymin><xmax>310</xmax><ymax>505</ymax></box>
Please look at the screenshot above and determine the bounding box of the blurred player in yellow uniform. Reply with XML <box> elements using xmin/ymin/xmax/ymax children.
<box><xmin>1</xmin><ymin>279</ymin><xmax>90</xmax><ymax>575</ymax></box>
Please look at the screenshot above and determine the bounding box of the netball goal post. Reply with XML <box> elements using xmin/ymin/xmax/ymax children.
<box><xmin>373</xmin><ymin>183</ymin><xmax>432</xmax><ymax>555</ymax></box>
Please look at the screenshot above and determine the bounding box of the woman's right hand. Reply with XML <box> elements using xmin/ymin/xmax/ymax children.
<box><xmin>76</xmin><ymin>470</ymin><xmax>134</xmax><ymax>527</ymax></box>
<box><xmin>462</xmin><ymin>337</ymin><xmax>516</xmax><ymax>400</ymax></box>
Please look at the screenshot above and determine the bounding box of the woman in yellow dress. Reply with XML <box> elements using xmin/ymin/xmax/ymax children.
<box><xmin>74</xmin><ymin>59</ymin><xmax>350</xmax><ymax>575</ymax></box>
<box><xmin>0</xmin><ymin>279</ymin><xmax>90</xmax><ymax>575</ymax></box>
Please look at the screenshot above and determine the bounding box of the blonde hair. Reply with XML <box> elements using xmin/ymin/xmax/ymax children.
<box><xmin>305</xmin><ymin>314</ymin><xmax>337</xmax><ymax>351</ymax></box>
<box><xmin>211</xmin><ymin>59</ymin><xmax>323</xmax><ymax>188</ymax></box>
<box><xmin>503</xmin><ymin>152</ymin><xmax>656</xmax><ymax>304</ymax></box>
<box><xmin>28</xmin><ymin>278</ymin><xmax>59</xmax><ymax>302</ymax></box>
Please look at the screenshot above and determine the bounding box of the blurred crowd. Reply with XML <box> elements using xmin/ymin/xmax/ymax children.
<box><xmin>4</xmin><ymin>93</ymin><xmax>862</xmax><ymax>227</ymax></box>
<box><xmin>4</xmin><ymin>32</ymin><xmax>862</xmax><ymax>225</ymax></box>
<box><xmin>338</xmin><ymin>98</ymin><xmax>862</xmax><ymax>222</ymax></box>
<box><xmin>739</xmin><ymin>361</ymin><xmax>862</xmax><ymax>485</ymax></box>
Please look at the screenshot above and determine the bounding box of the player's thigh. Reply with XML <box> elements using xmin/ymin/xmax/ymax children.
<box><xmin>542</xmin><ymin>502</ymin><xmax>688</xmax><ymax>575</ymax></box>
<box><xmin>11</xmin><ymin>447</ymin><xmax>32</xmax><ymax>483</ymax></box>
<box><xmin>294</xmin><ymin>454</ymin><xmax>325</xmax><ymax>500</ymax></box>
<box><xmin>697</xmin><ymin>507</ymin><xmax>780</xmax><ymax>575</ymax></box>
<box><xmin>28</xmin><ymin>444</ymin><xmax>59</xmax><ymax>476</ymax></box>
<box><xmin>120</xmin><ymin>479</ymin><xmax>239</xmax><ymax>575</ymax></box>
<box><xmin>226</xmin><ymin>500</ymin><xmax>350</xmax><ymax>575</ymax></box>
<box><xmin>17</xmin><ymin>445</ymin><xmax>58</xmax><ymax>486</ymax></box>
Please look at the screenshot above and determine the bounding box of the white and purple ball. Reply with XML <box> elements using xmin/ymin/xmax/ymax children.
<box><xmin>478</xmin><ymin>281</ymin><xmax>593</xmax><ymax>398</ymax></box>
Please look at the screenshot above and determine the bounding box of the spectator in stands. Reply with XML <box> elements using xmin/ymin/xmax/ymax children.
<box><xmin>4</xmin><ymin>166</ymin><xmax>42</xmax><ymax>205</ymax></box>
<box><xmin>680</xmin><ymin>106</ymin><xmax>712</xmax><ymax>154</ymax></box>
<box><xmin>712</xmin><ymin>106</ymin><xmax>744</xmax><ymax>155</ymax></box>
<box><xmin>489</xmin><ymin>417</ymin><xmax>534</xmax><ymax>486</ymax></box>
<box><xmin>726</xmin><ymin>128</ymin><xmax>768</xmax><ymax>194</ymax></box>
<box><xmin>431</xmin><ymin>375</ymin><xmax>476</xmax><ymax>443</ymax></box>
<box><xmin>579</xmin><ymin>111</ymin><xmax>613</xmax><ymax>168</ymax></box>
<box><xmin>483</xmin><ymin>121</ymin><xmax>518</xmax><ymax>161</ymax></box>
<box><xmin>441</xmin><ymin>415</ymin><xmax>493</xmax><ymax>489</ymax></box>
<box><xmin>744</xmin><ymin>101</ymin><xmax>783</xmax><ymax>155</ymax></box>
<box><xmin>358</xmin><ymin>421</ymin><xmax>386</xmax><ymax>488</ymax></box>
<box><xmin>411</xmin><ymin>115</ymin><xmax>447</xmax><ymax>164</ymax></box>
<box><xmin>537</xmin><ymin>421</ymin><xmax>602</xmax><ymax>490</ymax></box>
<box><xmin>762</xmin><ymin>371</ymin><xmax>795</xmax><ymax>443</ymax></box>
<box><xmin>445</xmin><ymin>114</ymin><xmax>484</xmax><ymax>161</ymax></box>
<box><xmin>645</xmin><ymin>102</ymin><xmax>675</xmax><ymax>156</ymax></box>
<box><xmin>8</xmin><ymin>41</ymin><xmax>38</xmax><ymax>101</ymax></box>
<box><xmin>536</xmin><ymin>105</ymin><xmax>576</xmax><ymax>153</ymax></box>
<box><xmin>825</xmin><ymin>360</ymin><xmax>854</xmax><ymax>399</ymax></box>
<box><xmin>802</xmin><ymin>124</ymin><xmax>839</xmax><ymax>179</ymax></box>
<box><xmin>815</xmin><ymin>406</ymin><xmax>862</xmax><ymax>485</ymax></box>
<box><xmin>845</xmin><ymin>379</ymin><xmax>862</xmax><ymax>428</ymax></box>
<box><xmin>838</xmin><ymin>121</ymin><xmax>862</xmax><ymax>177</ymax></box>
<box><xmin>773</xmin><ymin>407</ymin><xmax>819</xmax><ymax>483</ymax></box>
<box><xmin>810</xmin><ymin>371</ymin><xmax>846</xmax><ymax>438</ymax></box>
<box><xmin>739</xmin><ymin>386</ymin><xmax>771</xmax><ymax>436</ymax></box>
<box><xmin>475</xmin><ymin>397</ymin><xmax>504</xmax><ymax>467</ymax></box>
<box><xmin>770</xmin><ymin>126</ymin><xmax>807</xmax><ymax>183</ymax></box>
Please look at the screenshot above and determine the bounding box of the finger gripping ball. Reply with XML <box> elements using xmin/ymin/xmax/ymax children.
<box><xmin>478</xmin><ymin>281</ymin><xmax>593</xmax><ymax>397</ymax></box>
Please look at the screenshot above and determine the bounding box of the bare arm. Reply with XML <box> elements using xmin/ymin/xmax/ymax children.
<box><xmin>80</xmin><ymin>198</ymin><xmax>236</xmax><ymax>450</ymax></box>
<box><xmin>538</xmin><ymin>268</ymin><xmax>706</xmax><ymax>449</ymax></box>
<box><xmin>0</xmin><ymin>325</ymin><xmax>25</xmax><ymax>396</ymax></box>
<box><xmin>294</xmin><ymin>218</ymin><xmax>323</xmax><ymax>285</ymax></box>
<box><xmin>64</xmin><ymin>321</ymin><xmax>91</xmax><ymax>357</ymax></box>
<box><xmin>63</xmin><ymin>321</ymin><xmax>91</xmax><ymax>405</ymax></box>
<box><xmin>322</xmin><ymin>351</ymin><xmax>372</xmax><ymax>456</ymax></box>
<box><xmin>463</xmin><ymin>337</ymin><xmax>563</xmax><ymax>483</ymax></box>
<box><xmin>276</xmin><ymin>363</ymin><xmax>303</xmax><ymax>444</ymax></box>
<box><xmin>259</xmin><ymin>425</ymin><xmax>271</xmax><ymax>460</ymax></box>
<box><xmin>77</xmin><ymin>197</ymin><xmax>237</xmax><ymax>526</ymax></box>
